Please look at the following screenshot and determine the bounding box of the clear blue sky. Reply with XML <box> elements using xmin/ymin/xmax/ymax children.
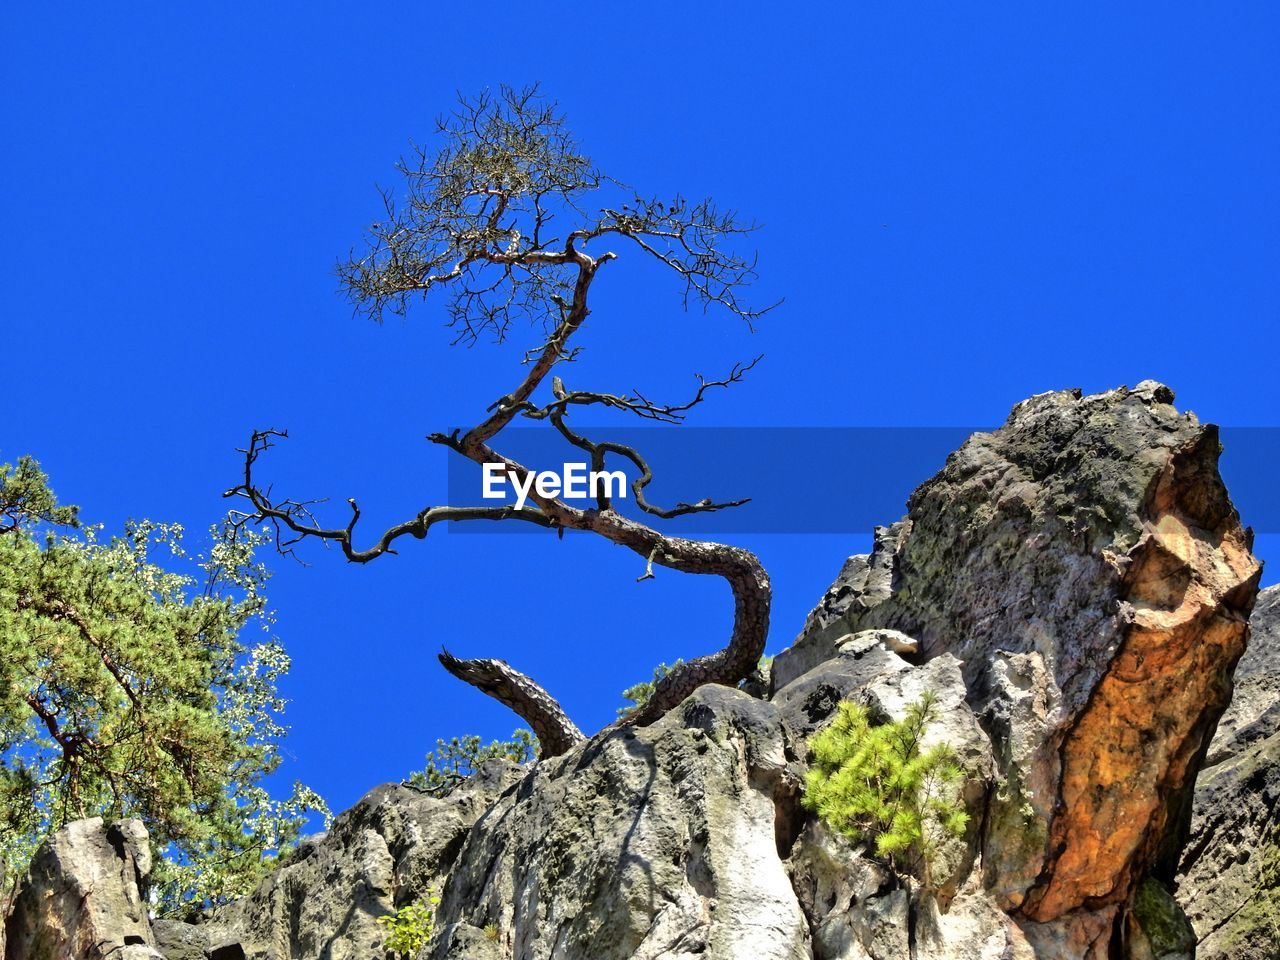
<box><xmin>3</xmin><ymin>4</ymin><xmax>1277</xmax><ymax>813</ymax></box>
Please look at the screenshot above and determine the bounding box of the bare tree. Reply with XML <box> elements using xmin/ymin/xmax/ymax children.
<box><xmin>225</xmin><ymin>86</ymin><xmax>776</xmax><ymax>756</ymax></box>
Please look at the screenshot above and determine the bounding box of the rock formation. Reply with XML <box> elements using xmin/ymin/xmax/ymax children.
<box><xmin>4</xmin><ymin>382</ymin><xmax>1268</xmax><ymax>960</ymax></box>
<box><xmin>195</xmin><ymin>762</ymin><xmax>522</xmax><ymax>959</ymax></box>
<box><xmin>4</xmin><ymin>817</ymin><xmax>161</xmax><ymax>960</ymax></box>
<box><xmin>1175</xmin><ymin>583</ymin><xmax>1280</xmax><ymax>958</ymax></box>
<box><xmin>773</xmin><ymin>381</ymin><xmax>1261</xmax><ymax>956</ymax></box>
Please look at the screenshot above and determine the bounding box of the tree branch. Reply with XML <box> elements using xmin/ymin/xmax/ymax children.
<box><xmin>232</xmin><ymin>85</ymin><xmax>776</xmax><ymax>753</ymax></box>
<box><xmin>435</xmin><ymin>438</ymin><xmax>771</xmax><ymax>731</ymax></box>
<box><xmin>223</xmin><ymin>430</ymin><xmax>555</xmax><ymax>563</ymax></box>
<box><xmin>519</xmin><ymin>355</ymin><xmax>763</xmax><ymax>425</ymax></box>
<box><xmin>21</xmin><ymin>597</ymin><xmax>143</xmax><ymax>712</ymax></box>
<box><xmin>437</xmin><ymin>649</ymin><xmax>585</xmax><ymax>758</ymax></box>
<box><xmin>546</xmin><ymin>414</ymin><xmax>750</xmax><ymax>519</ymax></box>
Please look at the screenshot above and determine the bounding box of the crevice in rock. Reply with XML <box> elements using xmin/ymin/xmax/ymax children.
<box><xmin>905</xmin><ymin>882</ymin><xmax>919</xmax><ymax>960</ymax></box>
<box><xmin>772</xmin><ymin>784</ymin><xmax>807</xmax><ymax>863</ymax></box>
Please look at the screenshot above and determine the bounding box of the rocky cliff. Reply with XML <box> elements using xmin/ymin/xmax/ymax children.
<box><xmin>773</xmin><ymin>381</ymin><xmax>1261</xmax><ymax>957</ymax></box>
<box><xmin>1175</xmin><ymin>583</ymin><xmax>1280</xmax><ymax>958</ymax></box>
<box><xmin>5</xmin><ymin>383</ymin><xmax>1270</xmax><ymax>960</ymax></box>
<box><xmin>3</xmin><ymin>818</ymin><xmax>160</xmax><ymax>960</ymax></box>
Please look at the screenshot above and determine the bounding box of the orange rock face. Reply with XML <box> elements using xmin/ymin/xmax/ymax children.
<box><xmin>774</xmin><ymin>384</ymin><xmax>1263</xmax><ymax>955</ymax></box>
<box><xmin>1023</xmin><ymin>430</ymin><xmax>1260</xmax><ymax>920</ymax></box>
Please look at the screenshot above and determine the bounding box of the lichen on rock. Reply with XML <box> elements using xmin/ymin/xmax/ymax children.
<box><xmin>1176</xmin><ymin>583</ymin><xmax>1280</xmax><ymax>960</ymax></box>
<box><xmin>3</xmin><ymin>382</ymin><xmax>1264</xmax><ymax>960</ymax></box>
<box><xmin>775</xmin><ymin>382</ymin><xmax>1260</xmax><ymax>950</ymax></box>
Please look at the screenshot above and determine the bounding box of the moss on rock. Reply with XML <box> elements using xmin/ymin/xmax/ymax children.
<box><xmin>1132</xmin><ymin>878</ymin><xmax>1195</xmax><ymax>957</ymax></box>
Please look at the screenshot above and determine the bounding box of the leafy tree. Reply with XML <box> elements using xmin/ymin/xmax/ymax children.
<box><xmin>226</xmin><ymin>85</ymin><xmax>776</xmax><ymax>753</ymax></box>
<box><xmin>802</xmin><ymin>692</ymin><xmax>970</xmax><ymax>886</ymax></box>
<box><xmin>0</xmin><ymin>456</ymin><xmax>328</xmax><ymax>914</ymax></box>
<box><xmin>406</xmin><ymin>730</ymin><xmax>536</xmax><ymax>798</ymax></box>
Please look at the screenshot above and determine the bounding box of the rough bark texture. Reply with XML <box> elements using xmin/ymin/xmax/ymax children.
<box><xmin>437</xmin><ymin>650</ymin><xmax>585</xmax><ymax>757</ymax></box>
<box><xmin>447</xmin><ymin>446</ymin><xmax>774</xmax><ymax>733</ymax></box>
<box><xmin>8</xmin><ymin>383</ymin><xmax>1264</xmax><ymax>960</ymax></box>
<box><xmin>1175</xmin><ymin>583</ymin><xmax>1280</xmax><ymax>959</ymax></box>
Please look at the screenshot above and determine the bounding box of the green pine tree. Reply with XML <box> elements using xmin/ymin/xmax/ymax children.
<box><xmin>617</xmin><ymin>660</ymin><xmax>683</xmax><ymax>718</ymax></box>
<box><xmin>802</xmin><ymin>691</ymin><xmax>970</xmax><ymax>885</ymax></box>
<box><xmin>0</xmin><ymin>455</ymin><xmax>328</xmax><ymax>915</ymax></box>
<box><xmin>406</xmin><ymin>730</ymin><xmax>537</xmax><ymax>798</ymax></box>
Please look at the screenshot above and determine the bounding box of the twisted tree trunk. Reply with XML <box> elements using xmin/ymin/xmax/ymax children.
<box><xmin>227</xmin><ymin>123</ymin><xmax>777</xmax><ymax>756</ymax></box>
<box><xmin>433</xmin><ymin>485</ymin><xmax>771</xmax><ymax>750</ymax></box>
<box><xmin>437</xmin><ymin>650</ymin><xmax>585</xmax><ymax>757</ymax></box>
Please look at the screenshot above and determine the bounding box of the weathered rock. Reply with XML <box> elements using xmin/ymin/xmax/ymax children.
<box><xmin>1204</xmin><ymin>583</ymin><xmax>1280</xmax><ymax>766</ymax></box>
<box><xmin>774</xmin><ymin>636</ymin><xmax>993</xmax><ymax>898</ymax></box>
<box><xmin>426</xmin><ymin>624</ymin><xmax>1013</xmax><ymax>960</ymax></box>
<box><xmin>10</xmin><ymin>383</ymin><xmax>1255</xmax><ymax>960</ymax></box>
<box><xmin>4</xmin><ymin>818</ymin><xmax>156</xmax><ymax>960</ymax></box>
<box><xmin>775</xmin><ymin>627</ymin><xmax>1037</xmax><ymax>960</ymax></box>
<box><xmin>430</xmin><ymin>685</ymin><xmax>809</xmax><ymax>960</ymax></box>
<box><xmin>1128</xmin><ymin>878</ymin><xmax>1195</xmax><ymax>960</ymax></box>
<box><xmin>914</xmin><ymin>881</ymin><xmax>1037</xmax><ymax>960</ymax></box>
<box><xmin>775</xmin><ymin>382</ymin><xmax>1260</xmax><ymax>948</ymax></box>
<box><xmin>786</xmin><ymin>821</ymin><xmax>907</xmax><ymax>960</ymax></box>
<box><xmin>1176</xmin><ymin>583</ymin><xmax>1280</xmax><ymax>959</ymax></box>
<box><xmin>152</xmin><ymin>918</ymin><xmax>213</xmax><ymax>960</ymax></box>
<box><xmin>198</xmin><ymin>761</ymin><xmax>521</xmax><ymax>960</ymax></box>
<box><xmin>1016</xmin><ymin>907</ymin><xmax>1119</xmax><ymax>960</ymax></box>
<box><xmin>772</xmin><ymin>527</ymin><xmax>908</xmax><ymax>693</ymax></box>
<box><xmin>119</xmin><ymin>947</ymin><xmax>168</xmax><ymax>960</ymax></box>
<box><xmin>910</xmin><ymin>885</ymin><xmax>1015</xmax><ymax>960</ymax></box>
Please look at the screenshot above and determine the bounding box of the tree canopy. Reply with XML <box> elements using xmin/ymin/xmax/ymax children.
<box><xmin>0</xmin><ymin>455</ymin><xmax>326</xmax><ymax>914</ymax></box>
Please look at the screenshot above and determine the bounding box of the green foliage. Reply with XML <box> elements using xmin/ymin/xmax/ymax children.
<box><xmin>1132</xmin><ymin>878</ymin><xmax>1196</xmax><ymax>955</ymax></box>
<box><xmin>1223</xmin><ymin>813</ymin><xmax>1280</xmax><ymax>951</ymax></box>
<box><xmin>337</xmin><ymin>85</ymin><xmax>600</xmax><ymax>337</ymax></box>
<box><xmin>617</xmin><ymin>660</ymin><xmax>683</xmax><ymax>718</ymax></box>
<box><xmin>0</xmin><ymin>456</ymin><xmax>329</xmax><ymax>914</ymax></box>
<box><xmin>406</xmin><ymin>730</ymin><xmax>536</xmax><ymax>798</ymax></box>
<box><xmin>0</xmin><ymin>456</ymin><xmax>79</xmax><ymax>531</ymax></box>
<box><xmin>802</xmin><ymin>692</ymin><xmax>970</xmax><ymax>882</ymax></box>
<box><xmin>377</xmin><ymin>893</ymin><xmax>439</xmax><ymax>957</ymax></box>
<box><xmin>483</xmin><ymin>922</ymin><xmax>499</xmax><ymax>942</ymax></box>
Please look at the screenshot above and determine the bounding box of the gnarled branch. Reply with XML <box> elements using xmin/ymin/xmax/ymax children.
<box><xmin>224</xmin><ymin>430</ymin><xmax>555</xmax><ymax>563</ymax></box>
<box><xmin>229</xmin><ymin>86</ymin><xmax>775</xmax><ymax>758</ymax></box>
<box><xmin>438</xmin><ymin>650</ymin><xmax>585</xmax><ymax>758</ymax></box>
<box><xmin>516</xmin><ymin>355</ymin><xmax>763</xmax><ymax>425</ymax></box>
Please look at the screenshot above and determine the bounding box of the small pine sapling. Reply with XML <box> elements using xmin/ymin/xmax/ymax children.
<box><xmin>617</xmin><ymin>661</ymin><xmax>683</xmax><ymax>718</ymax></box>
<box><xmin>803</xmin><ymin>691</ymin><xmax>971</xmax><ymax>886</ymax></box>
